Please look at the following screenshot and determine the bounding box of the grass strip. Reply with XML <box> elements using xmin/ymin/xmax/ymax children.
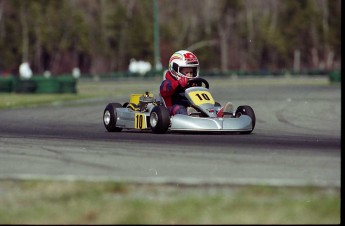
<box><xmin>0</xmin><ymin>76</ymin><xmax>332</xmax><ymax>109</ymax></box>
<box><xmin>0</xmin><ymin>180</ymin><xmax>340</xmax><ymax>224</ymax></box>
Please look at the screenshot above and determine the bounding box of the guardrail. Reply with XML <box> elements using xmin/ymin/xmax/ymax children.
<box><xmin>0</xmin><ymin>69</ymin><xmax>340</xmax><ymax>93</ymax></box>
<box><xmin>328</xmin><ymin>70</ymin><xmax>341</xmax><ymax>83</ymax></box>
<box><xmin>72</xmin><ymin>69</ymin><xmax>338</xmax><ymax>79</ymax></box>
<box><xmin>0</xmin><ymin>75</ymin><xmax>77</xmax><ymax>94</ymax></box>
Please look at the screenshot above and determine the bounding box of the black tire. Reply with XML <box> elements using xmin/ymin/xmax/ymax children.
<box><xmin>103</xmin><ymin>103</ymin><xmax>123</xmax><ymax>132</ymax></box>
<box><xmin>235</xmin><ymin>105</ymin><xmax>256</xmax><ymax>134</ymax></box>
<box><xmin>150</xmin><ymin>106</ymin><xmax>170</xmax><ymax>134</ymax></box>
<box><xmin>215</xmin><ymin>102</ymin><xmax>221</xmax><ymax>107</ymax></box>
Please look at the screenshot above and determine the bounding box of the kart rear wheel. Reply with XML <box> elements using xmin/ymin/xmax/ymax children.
<box><xmin>235</xmin><ymin>105</ymin><xmax>256</xmax><ymax>134</ymax></box>
<box><xmin>103</xmin><ymin>103</ymin><xmax>123</xmax><ymax>132</ymax></box>
<box><xmin>150</xmin><ymin>106</ymin><xmax>170</xmax><ymax>134</ymax></box>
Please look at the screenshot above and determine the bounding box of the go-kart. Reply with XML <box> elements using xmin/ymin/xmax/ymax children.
<box><xmin>103</xmin><ymin>78</ymin><xmax>256</xmax><ymax>134</ymax></box>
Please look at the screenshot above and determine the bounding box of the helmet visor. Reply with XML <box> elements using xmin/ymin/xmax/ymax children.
<box><xmin>179</xmin><ymin>66</ymin><xmax>198</xmax><ymax>78</ymax></box>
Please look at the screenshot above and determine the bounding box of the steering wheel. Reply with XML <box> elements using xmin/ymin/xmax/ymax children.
<box><xmin>186</xmin><ymin>78</ymin><xmax>209</xmax><ymax>89</ymax></box>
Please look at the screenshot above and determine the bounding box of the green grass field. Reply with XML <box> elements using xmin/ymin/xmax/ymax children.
<box><xmin>0</xmin><ymin>180</ymin><xmax>340</xmax><ymax>224</ymax></box>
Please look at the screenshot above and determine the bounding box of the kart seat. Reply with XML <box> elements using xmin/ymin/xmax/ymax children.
<box><xmin>127</xmin><ymin>103</ymin><xmax>140</xmax><ymax>111</ymax></box>
<box><xmin>158</xmin><ymin>93</ymin><xmax>167</xmax><ymax>107</ymax></box>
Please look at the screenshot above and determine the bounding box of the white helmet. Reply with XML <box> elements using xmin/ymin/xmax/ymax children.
<box><xmin>168</xmin><ymin>50</ymin><xmax>199</xmax><ymax>80</ymax></box>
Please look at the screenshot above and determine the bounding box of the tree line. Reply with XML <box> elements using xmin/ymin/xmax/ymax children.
<box><xmin>0</xmin><ymin>0</ymin><xmax>341</xmax><ymax>76</ymax></box>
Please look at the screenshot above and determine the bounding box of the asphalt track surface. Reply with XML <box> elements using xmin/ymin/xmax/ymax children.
<box><xmin>0</xmin><ymin>77</ymin><xmax>341</xmax><ymax>187</ymax></box>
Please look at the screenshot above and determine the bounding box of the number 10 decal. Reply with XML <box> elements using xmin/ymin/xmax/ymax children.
<box><xmin>134</xmin><ymin>113</ymin><xmax>147</xmax><ymax>129</ymax></box>
<box><xmin>195</xmin><ymin>93</ymin><xmax>210</xmax><ymax>101</ymax></box>
<box><xmin>188</xmin><ymin>91</ymin><xmax>215</xmax><ymax>105</ymax></box>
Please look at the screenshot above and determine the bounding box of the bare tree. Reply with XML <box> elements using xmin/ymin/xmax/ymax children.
<box><xmin>0</xmin><ymin>0</ymin><xmax>4</xmax><ymax>23</ymax></box>
<box><xmin>19</xmin><ymin>2</ymin><xmax>29</xmax><ymax>63</ymax></box>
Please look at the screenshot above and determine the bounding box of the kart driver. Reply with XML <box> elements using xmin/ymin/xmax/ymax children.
<box><xmin>160</xmin><ymin>50</ymin><xmax>233</xmax><ymax>116</ymax></box>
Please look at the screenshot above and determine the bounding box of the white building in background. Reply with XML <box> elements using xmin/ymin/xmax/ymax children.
<box><xmin>72</xmin><ymin>67</ymin><xmax>81</xmax><ymax>79</ymax></box>
<box><xmin>128</xmin><ymin>58</ymin><xmax>152</xmax><ymax>75</ymax></box>
<box><xmin>19</xmin><ymin>62</ymin><xmax>33</xmax><ymax>79</ymax></box>
<box><xmin>43</xmin><ymin>70</ymin><xmax>51</xmax><ymax>78</ymax></box>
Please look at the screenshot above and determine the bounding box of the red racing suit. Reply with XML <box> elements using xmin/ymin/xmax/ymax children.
<box><xmin>159</xmin><ymin>71</ymin><xmax>189</xmax><ymax>115</ymax></box>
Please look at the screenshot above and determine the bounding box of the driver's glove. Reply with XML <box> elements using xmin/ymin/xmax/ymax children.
<box><xmin>178</xmin><ymin>77</ymin><xmax>188</xmax><ymax>88</ymax></box>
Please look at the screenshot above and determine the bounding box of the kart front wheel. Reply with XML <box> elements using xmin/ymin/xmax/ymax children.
<box><xmin>235</xmin><ymin>105</ymin><xmax>256</xmax><ymax>134</ymax></box>
<box><xmin>103</xmin><ymin>103</ymin><xmax>123</xmax><ymax>132</ymax></box>
<box><xmin>150</xmin><ymin>106</ymin><xmax>170</xmax><ymax>134</ymax></box>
